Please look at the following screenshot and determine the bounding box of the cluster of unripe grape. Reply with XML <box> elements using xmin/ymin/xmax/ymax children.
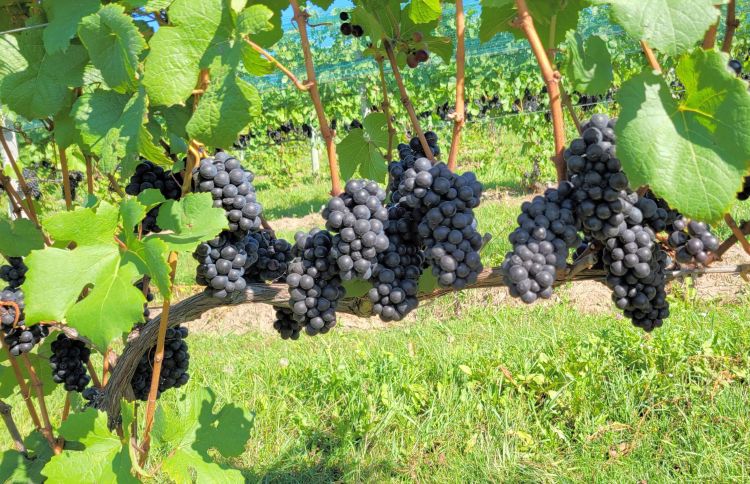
<box><xmin>405</xmin><ymin>32</ymin><xmax>429</xmax><ymax>69</ymax></box>
<box><xmin>339</xmin><ymin>11</ymin><xmax>364</xmax><ymax>38</ymax></box>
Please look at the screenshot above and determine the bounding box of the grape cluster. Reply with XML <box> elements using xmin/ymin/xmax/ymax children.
<box><xmin>192</xmin><ymin>152</ymin><xmax>262</xmax><ymax>235</ymax></box>
<box><xmin>131</xmin><ymin>325</ymin><xmax>190</xmax><ymax>401</ymax></box>
<box><xmin>194</xmin><ymin>233</ymin><xmax>251</xmax><ymax>299</ymax></box>
<box><xmin>339</xmin><ymin>11</ymin><xmax>364</xmax><ymax>37</ymax></box>
<box><xmin>667</xmin><ymin>217</ymin><xmax>719</xmax><ymax>266</ymax></box>
<box><xmin>136</xmin><ymin>279</ymin><xmax>154</xmax><ymax>320</ymax></box>
<box><xmin>603</xmin><ymin>224</ymin><xmax>669</xmax><ymax>331</ymax></box>
<box><xmin>323</xmin><ymin>179</ymin><xmax>390</xmax><ymax>281</ymax></box>
<box><xmin>502</xmin><ymin>181</ymin><xmax>582</xmax><ymax>303</ymax></box>
<box><xmin>1</xmin><ymin>284</ymin><xmax>48</xmax><ymax>356</ymax></box>
<box><xmin>0</xmin><ymin>257</ymin><xmax>27</xmax><ymax>289</ymax></box>
<box><xmin>283</xmin><ymin>229</ymin><xmax>345</xmax><ymax>336</ymax></box>
<box><xmin>125</xmin><ymin>160</ymin><xmax>183</xmax><ymax>234</ymax></box>
<box><xmin>411</xmin><ymin>131</ymin><xmax>441</xmax><ymax>158</ymax></box>
<box><xmin>243</xmin><ymin>230</ymin><xmax>293</xmax><ymax>283</ymax></box>
<box><xmin>67</xmin><ymin>170</ymin><xmax>84</xmax><ymax>200</ymax></box>
<box><xmin>368</xmin><ymin>206</ymin><xmax>424</xmax><ymax>321</ymax></box>
<box><xmin>566</xmin><ymin>114</ymin><xmax>630</xmax><ymax>241</ymax></box>
<box><xmin>22</xmin><ymin>168</ymin><xmax>42</xmax><ymax>200</ymax></box>
<box><xmin>388</xmin><ymin>142</ymin><xmax>420</xmax><ymax>198</ymax></box>
<box><xmin>49</xmin><ymin>334</ymin><xmax>91</xmax><ymax>392</ymax></box>
<box><xmin>273</xmin><ymin>307</ymin><xmax>303</xmax><ymax>340</ymax></box>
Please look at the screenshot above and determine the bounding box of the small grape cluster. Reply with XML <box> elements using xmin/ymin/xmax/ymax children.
<box><xmin>566</xmin><ymin>114</ymin><xmax>629</xmax><ymax>241</ymax></box>
<box><xmin>323</xmin><ymin>179</ymin><xmax>390</xmax><ymax>281</ymax></box>
<box><xmin>1</xmin><ymin>274</ymin><xmax>48</xmax><ymax>356</ymax></box>
<box><xmin>339</xmin><ymin>11</ymin><xmax>364</xmax><ymax>37</ymax></box>
<box><xmin>368</xmin><ymin>206</ymin><xmax>424</xmax><ymax>321</ymax></box>
<box><xmin>49</xmin><ymin>334</ymin><xmax>91</xmax><ymax>393</ymax></box>
<box><xmin>411</xmin><ymin>131</ymin><xmax>441</xmax><ymax>158</ymax></box>
<box><xmin>282</xmin><ymin>229</ymin><xmax>345</xmax><ymax>337</ymax></box>
<box><xmin>0</xmin><ymin>257</ymin><xmax>27</xmax><ymax>289</ymax></box>
<box><xmin>125</xmin><ymin>160</ymin><xmax>183</xmax><ymax>234</ymax></box>
<box><xmin>502</xmin><ymin>181</ymin><xmax>582</xmax><ymax>303</ymax></box>
<box><xmin>273</xmin><ymin>307</ymin><xmax>302</xmax><ymax>340</ymax></box>
<box><xmin>194</xmin><ymin>233</ymin><xmax>251</xmax><ymax>299</ymax></box>
<box><xmin>22</xmin><ymin>168</ymin><xmax>42</xmax><ymax>200</ymax></box>
<box><xmin>193</xmin><ymin>152</ymin><xmax>263</xmax><ymax>235</ymax></box>
<box><xmin>131</xmin><ymin>325</ymin><xmax>190</xmax><ymax>401</ymax></box>
<box><xmin>136</xmin><ymin>279</ymin><xmax>154</xmax><ymax>320</ymax></box>
<box><xmin>243</xmin><ymin>230</ymin><xmax>293</xmax><ymax>283</ymax></box>
<box><xmin>67</xmin><ymin>170</ymin><xmax>84</xmax><ymax>200</ymax></box>
<box><xmin>667</xmin><ymin>217</ymin><xmax>719</xmax><ymax>266</ymax></box>
<box><xmin>406</xmin><ymin>32</ymin><xmax>429</xmax><ymax>69</ymax></box>
<box><xmin>603</xmin><ymin>224</ymin><xmax>670</xmax><ymax>331</ymax></box>
<box><xmin>388</xmin><ymin>142</ymin><xmax>420</xmax><ymax>197</ymax></box>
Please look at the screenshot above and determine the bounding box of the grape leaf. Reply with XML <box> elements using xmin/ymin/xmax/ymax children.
<box><xmin>42</xmin><ymin>0</ymin><xmax>101</xmax><ymax>54</ymax></box>
<box><xmin>0</xmin><ymin>28</ymin><xmax>88</xmax><ymax>119</ymax></box>
<box><xmin>0</xmin><ymin>432</ymin><xmax>52</xmax><ymax>484</ymax></box>
<box><xmin>153</xmin><ymin>388</ymin><xmax>254</xmax><ymax>483</ymax></box>
<box><xmin>408</xmin><ymin>0</ymin><xmax>441</xmax><ymax>24</ymax></box>
<box><xmin>42</xmin><ymin>407</ymin><xmax>137</xmax><ymax>484</ymax></box>
<box><xmin>186</xmin><ymin>47</ymin><xmax>262</xmax><ymax>147</ymax></box>
<box><xmin>73</xmin><ymin>87</ymin><xmax>172</xmax><ymax>174</ymax></box>
<box><xmin>43</xmin><ymin>201</ymin><xmax>120</xmax><ymax>246</ymax></box>
<box><xmin>479</xmin><ymin>0</ymin><xmax>587</xmax><ymax>50</ymax></box>
<box><xmin>122</xmin><ymin>237</ymin><xmax>172</xmax><ymax>298</ymax></box>
<box><xmin>119</xmin><ymin>198</ymin><xmax>148</xmax><ymax>233</ymax></box>
<box><xmin>598</xmin><ymin>0</ymin><xmax>719</xmax><ymax>56</ymax></box>
<box><xmin>137</xmin><ymin>188</ymin><xmax>168</xmax><ymax>209</ymax></box>
<box><xmin>616</xmin><ymin>49</ymin><xmax>750</xmax><ymax>223</ymax></box>
<box><xmin>564</xmin><ymin>32</ymin><xmax>612</xmax><ymax>95</ymax></box>
<box><xmin>78</xmin><ymin>4</ymin><xmax>147</xmax><ymax>93</ymax></box>
<box><xmin>0</xmin><ymin>32</ymin><xmax>26</xmax><ymax>77</ymax></box>
<box><xmin>119</xmin><ymin>0</ymin><xmax>174</xmax><ymax>10</ymax></box>
<box><xmin>151</xmin><ymin>192</ymin><xmax>228</xmax><ymax>251</ymax></box>
<box><xmin>0</xmin><ymin>218</ymin><xmax>45</xmax><ymax>257</ymax></box>
<box><xmin>0</xmin><ymin>347</ymin><xmax>57</xmax><ymax>399</ymax></box>
<box><xmin>143</xmin><ymin>0</ymin><xmax>234</xmax><ymax>106</ymax></box>
<box><xmin>337</xmin><ymin>113</ymin><xmax>388</xmax><ymax>184</ymax></box>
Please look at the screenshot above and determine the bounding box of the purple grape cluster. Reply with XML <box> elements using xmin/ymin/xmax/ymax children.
<box><xmin>49</xmin><ymin>334</ymin><xmax>91</xmax><ymax>392</ymax></box>
<box><xmin>243</xmin><ymin>230</ymin><xmax>293</xmax><ymax>283</ymax></box>
<box><xmin>667</xmin><ymin>217</ymin><xmax>719</xmax><ymax>266</ymax></box>
<box><xmin>125</xmin><ymin>160</ymin><xmax>183</xmax><ymax>234</ymax></box>
<box><xmin>194</xmin><ymin>233</ymin><xmax>252</xmax><ymax>299</ymax></box>
<box><xmin>192</xmin><ymin>152</ymin><xmax>262</xmax><ymax>235</ymax></box>
<box><xmin>131</xmin><ymin>325</ymin><xmax>190</xmax><ymax>400</ymax></box>
<box><xmin>323</xmin><ymin>179</ymin><xmax>390</xmax><ymax>281</ymax></box>
<box><xmin>1</xmin><ymin>283</ymin><xmax>48</xmax><ymax>356</ymax></box>
<box><xmin>0</xmin><ymin>257</ymin><xmax>27</xmax><ymax>289</ymax></box>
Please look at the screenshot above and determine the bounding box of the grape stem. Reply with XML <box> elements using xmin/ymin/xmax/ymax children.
<box><xmin>639</xmin><ymin>40</ymin><xmax>662</xmax><ymax>73</ymax></box>
<box><xmin>0</xmin><ymin>134</ymin><xmax>43</xmax><ymax>223</ymax></box>
<box><xmin>0</xmin><ymin>171</ymin><xmax>27</xmax><ymax>219</ymax></box>
<box><xmin>242</xmin><ymin>36</ymin><xmax>311</xmax><ymax>91</ymax></box>
<box><xmin>20</xmin><ymin>353</ymin><xmax>61</xmax><ymax>454</ymax></box>
<box><xmin>59</xmin><ymin>146</ymin><xmax>73</xmax><ymax>210</ymax></box>
<box><xmin>376</xmin><ymin>57</ymin><xmax>396</xmax><ymax>162</ymax></box>
<box><xmin>85</xmin><ymin>154</ymin><xmax>94</xmax><ymax>196</ymax></box>
<box><xmin>722</xmin><ymin>0</ymin><xmax>738</xmax><ymax>53</ymax></box>
<box><xmin>513</xmin><ymin>0</ymin><xmax>566</xmax><ymax>182</ymax></box>
<box><xmin>702</xmin><ymin>6</ymin><xmax>721</xmax><ymax>49</ymax></box>
<box><xmin>138</xmin><ymin>251</ymin><xmax>178</xmax><ymax>466</ymax></box>
<box><xmin>0</xmin><ymin>341</ymin><xmax>42</xmax><ymax>434</ymax></box>
<box><xmin>723</xmin><ymin>214</ymin><xmax>750</xmax><ymax>256</ymax></box>
<box><xmin>107</xmin><ymin>173</ymin><xmax>126</xmax><ymax>197</ymax></box>
<box><xmin>560</xmin><ymin>87</ymin><xmax>582</xmax><ymax>134</ymax></box>
<box><xmin>383</xmin><ymin>40</ymin><xmax>435</xmax><ymax>162</ymax></box>
<box><xmin>0</xmin><ymin>400</ymin><xmax>27</xmax><ymax>456</ymax></box>
<box><xmin>290</xmin><ymin>0</ymin><xmax>343</xmax><ymax>196</ymax></box>
<box><xmin>447</xmin><ymin>0</ymin><xmax>466</xmax><ymax>171</ymax></box>
<box><xmin>97</xmin><ymin>259</ymin><xmax>750</xmax><ymax>428</ymax></box>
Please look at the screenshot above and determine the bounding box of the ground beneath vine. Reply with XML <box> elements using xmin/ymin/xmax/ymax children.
<box><xmin>184</xmin><ymin>192</ymin><xmax>750</xmax><ymax>335</ymax></box>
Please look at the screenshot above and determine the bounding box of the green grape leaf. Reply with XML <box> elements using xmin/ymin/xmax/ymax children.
<box><xmin>150</xmin><ymin>192</ymin><xmax>228</xmax><ymax>251</ymax></box>
<box><xmin>186</xmin><ymin>47</ymin><xmax>262</xmax><ymax>147</ymax></box>
<box><xmin>0</xmin><ymin>218</ymin><xmax>45</xmax><ymax>257</ymax></box>
<box><xmin>354</xmin><ymin>0</ymin><xmax>402</xmax><ymax>42</ymax></box>
<box><xmin>237</xmin><ymin>4</ymin><xmax>273</xmax><ymax>35</ymax></box>
<box><xmin>0</xmin><ymin>29</ymin><xmax>88</xmax><ymax>119</ymax></box>
<box><xmin>616</xmin><ymin>49</ymin><xmax>750</xmax><ymax>223</ymax></box>
<box><xmin>78</xmin><ymin>4</ymin><xmax>147</xmax><ymax>93</ymax></box>
<box><xmin>408</xmin><ymin>0</ymin><xmax>441</xmax><ymax>24</ymax></box>
<box><xmin>23</xmin><ymin>203</ymin><xmax>147</xmax><ymax>349</ymax></box>
<box><xmin>598</xmin><ymin>0</ymin><xmax>719</xmax><ymax>56</ymax></box>
<box><xmin>119</xmin><ymin>0</ymin><xmax>174</xmax><ymax>10</ymax></box>
<box><xmin>53</xmin><ymin>100</ymin><xmax>81</xmax><ymax>149</ymax></box>
<box><xmin>43</xmin><ymin>201</ymin><xmax>120</xmax><ymax>246</ymax></box>
<box><xmin>337</xmin><ymin>113</ymin><xmax>388</xmax><ymax>184</ymax></box>
<box><xmin>73</xmin><ymin>87</ymin><xmax>172</xmax><ymax>175</ymax></box>
<box><xmin>42</xmin><ymin>0</ymin><xmax>101</xmax><ymax>54</ymax></box>
<box><xmin>0</xmin><ymin>432</ymin><xmax>53</xmax><ymax>484</ymax></box>
<box><xmin>137</xmin><ymin>188</ymin><xmax>168</xmax><ymax>209</ymax></box>
<box><xmin>42</xmin><ymin>407</ymin><xmax>137</xmax><ymax>484</ymax></box>
<box><xmin>119</xmin><ymin>198</ymin><xmax>148</xmax><ymax>233</ymax></box>
<box><xmin>248</xmin><ymin>0</ymin><xmax>284</xmax><ymax>47</ymax></box>
<box><xmin>479</xmin><ymin>0</ymin><xmax>586</xmax><ymax>50</ymax></box>
<box><xmin>563</xmin><ymin>32</ymin><xmax>613</xmax><ymax>95</ymax></box>
<box><xmin>0</xmin><ymin>32</ymin><xmax>27</xmax><ymax>77</ymax></box>
<box><xmin>143</xmin><ymin>0</ymin><xmax>234</xmax><ymax>106</ymax></box>
<box><xmin>153</xmin><ymin>388</ymin><xmax>254</xmax><ymax>483</ymax></box>
<box><xmin>122</xmin><ymin>237</ymin><xmax>172</xmax><ymax>298</ymax></box>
